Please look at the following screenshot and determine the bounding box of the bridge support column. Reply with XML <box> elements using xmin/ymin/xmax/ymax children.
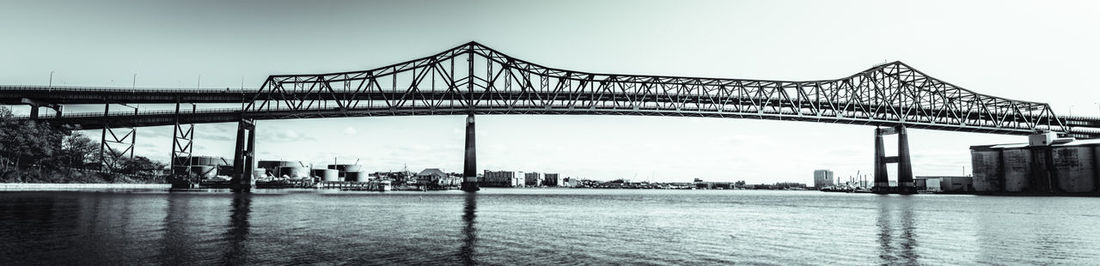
<box><xmin>897</xmin><ymin>126</ymin><xmax>914</xmax><ymax>190</ymax></box>
<box><xmin>20</xmin><ymin>98</ymin><xmax>61</xmax><ymax>120</ymax></box>
<box><xmin>231</xmin><ymin>119</ymin><xmax>256</xmax><ymax>193</ymax></box>
<box><xmin>872</xmin><ymin>125</ymin><xmax>917</xmax><ymax>194</ymax></box>
<box><xmin>99</xmin><ymin>103</ymin><xmax>138</xmax><ymax>172</ymax></box>
<box><xmin>461</xmin><ymin>113</ymin><xmax>479</xmax><ymax>192</ymax></box>
<box><xmin>874</xmin><ymin>128</ymin><xmax>889</xmax><ymax>189</ymax></box>
<box><xmin>170</xmin><ymin>102</ymin><xmax>196</xmax><ymax>189</ymax></box>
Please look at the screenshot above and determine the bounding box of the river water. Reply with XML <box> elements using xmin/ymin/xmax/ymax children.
<box><xmin>1</xmin><ymin>189</ymin><xmax>1098</xmax><ymax>265</ymax></box>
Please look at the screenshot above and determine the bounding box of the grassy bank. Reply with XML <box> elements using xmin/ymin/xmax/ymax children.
<box><xmin>0</xmin><ymin>183</ymin><xmax>171</xmax><ymax>191</ymax></box>
<box><xmin>0</xmin><ymin>166</ymin><xmax>165</xmax><ymax>184</ymax></box>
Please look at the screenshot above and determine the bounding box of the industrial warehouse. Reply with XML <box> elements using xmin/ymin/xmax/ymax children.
<box><xmin>970</xmin><ymin>131</ymin><xmax>1100</xmax><ymax>195</ymax></box>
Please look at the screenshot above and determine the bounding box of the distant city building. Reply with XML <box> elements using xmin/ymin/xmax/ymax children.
<box><xmin>813</xmin><ymin>169</ymin><xmax>834</xmax><ymax>188</ymax></box>
<box><xmin>482</xmin><ymin>170</ymin><xmax>519</xmax><ymax>187</ymax></box>
<box><xmin>524</xmin><ymin>172</ymin><xmax>541</xmax><ymax>186</ymax></box>
<box><xmin>542</xmin><ymin>173</ymin><xmax>559</xmax><ymax>187</ymax></box>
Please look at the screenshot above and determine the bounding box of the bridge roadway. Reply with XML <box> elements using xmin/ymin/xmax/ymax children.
<box><xmin>0</xmin><ymin>86</ymin><xmax>253</xmax><ymax>104</ymax></box>
<box><xmin>8</xmin><ymin>89</ymin><xmax>1100</xmax><ymax>139</ymax></box>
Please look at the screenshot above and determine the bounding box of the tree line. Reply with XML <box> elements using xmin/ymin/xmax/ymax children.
<box><xmin>0</xmin><ymin>107</ymin><xmax>166</xmax><ymax>183</ymax></box>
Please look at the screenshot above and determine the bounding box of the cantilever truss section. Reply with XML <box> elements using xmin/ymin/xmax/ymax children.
<box><xmin>244</xmin><ymin>42</ymin><xmax>1067</xmax><ymax>135</ymax></box>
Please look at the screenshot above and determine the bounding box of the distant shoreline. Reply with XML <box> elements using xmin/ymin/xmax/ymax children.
<box><xmin>0</xmin><ymin>183</ymin><xmax>171</xmax><ymax>191</ymax></box>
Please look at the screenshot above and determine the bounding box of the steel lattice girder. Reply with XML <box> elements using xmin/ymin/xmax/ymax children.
<box><xmin>240</xmin><ymin>42</ymin><xmax>1066</xmax><ymax>135</ymax></box>
<box><xmin>22</xmin><ymin>42</ymin><xmax>1090</xmax><ymax>137</ymax></box>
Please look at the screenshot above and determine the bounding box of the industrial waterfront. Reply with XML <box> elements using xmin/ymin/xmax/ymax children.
<box><xmin>1</xmin><ymin>188</ymin><xmax>1097</xmax><ymax>265</ymax></box>
<box><xmin>4</xmin><ymin>0</ymin><xmax>1100</xmax><ymax>265</ymax></box>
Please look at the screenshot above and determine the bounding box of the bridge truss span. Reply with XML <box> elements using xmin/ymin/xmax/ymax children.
<box><xmin>5</xmin><ymin>41</ymin><xmax>1094</xmax><ymax>192</ymax></box>
<box><xmin>246</xmin><ymin>42</ymin><xmax>1066</xmax><ymax>136</ymax></box>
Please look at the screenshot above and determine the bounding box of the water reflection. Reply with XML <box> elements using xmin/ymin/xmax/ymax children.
<box><xmin>161</xmin><ymin>194</ymin><xmax>192</xmax><ymax>265</ymax></box>
<box><xmin>223</xmin><ymin>193</ymin><xmax>252</xmax><ymax>265</ymax></box>
<box><xmin>460</xmin><ymin>192</ymin><xmax>477</xmax><ymax>265</ymax></box>
<box><xmin>876</xmin><ymin>196</ymin><xmax>918</xmax><ymax>265</ymax></box>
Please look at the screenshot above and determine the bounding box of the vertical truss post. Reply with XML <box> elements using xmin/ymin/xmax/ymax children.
<box><xmin>99</xmin><ymin>103</ymin><xmax>109</xmax><ymax>171</ymax></box>
<box><xmin>99</xmin><ymin>103</ymin><xmax>138</xmax><ymax>172</ymax></box>
<box><xmin>231</xmin><ymin>119</ymin><xmax>256</xmax><ymax>193</ymax></box>
<box><xmin>170</xmin><ymin>101</ymin><xmax>196</xmax><ymax>189</ymax></box>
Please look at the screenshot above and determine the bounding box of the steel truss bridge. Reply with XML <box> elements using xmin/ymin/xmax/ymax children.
<box><xmin>3</xmin><ymin>42</ymin><xmax>1100</xmax><ymax>193</ymax></box>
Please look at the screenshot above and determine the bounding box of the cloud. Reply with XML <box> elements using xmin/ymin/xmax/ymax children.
<box><xmin>261</xmin><ymin>129</ymin><xmax>318</xmax><ymax>143</ymax></box>
<box><xmin>343</xmin><ymin>127</ymin><xmax>358</xmax><ymax>136</ymax></box>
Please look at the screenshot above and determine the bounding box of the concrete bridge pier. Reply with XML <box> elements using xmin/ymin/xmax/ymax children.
<box><xmin>872</xmin><ymin>125</ymin><xmax>917</xmax><ymax>194</ymax></box>
<box><xmin>20</xmin><ymin>98</ymin><xmax>61</xmax><ymax>119</ymax></box>
<box><xmin>231</xmin><ymin>119</ymin><xmax>256</xmax><ymax>193</ymax></box>
<box><xmin>460</xmin><ymin>113</ymin><xmax>480</xmax><ymax>192</ymax></box>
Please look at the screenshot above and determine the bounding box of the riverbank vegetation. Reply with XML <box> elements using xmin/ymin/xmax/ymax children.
<box><xmin>0</xmin><ymin>108</ymin><xmax>165</xmax><ymax>183</ymax></box>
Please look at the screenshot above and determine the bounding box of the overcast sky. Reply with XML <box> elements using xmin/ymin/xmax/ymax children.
<box><xmin>2</xmin><ymin>0</ymin><xmax>1099</xmax><ymax>184</ymax></box>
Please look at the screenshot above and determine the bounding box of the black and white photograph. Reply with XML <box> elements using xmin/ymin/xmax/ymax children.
<box><xmin>1</xmin><ymin>0</ymin><xmax>1099</xmax><ymax>265</ymax></box>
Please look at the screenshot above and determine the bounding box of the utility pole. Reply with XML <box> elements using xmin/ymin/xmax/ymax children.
<box><xmin>48</xmin><ymin>71</ymin><xmax>54</xmax><ymax>91</ymax></box>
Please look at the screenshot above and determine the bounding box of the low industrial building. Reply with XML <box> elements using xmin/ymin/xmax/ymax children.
<box><xmin>416</xmin><ymin>168</ymin><xmax>459</xmax><ymax>188</ymax></box>
<box><xmin>915</xmin><ymin>176</ymin><xmax>972</xmax><ymax>192</ymax></box>
<box><xmin>970</xmin><ymin>132</ymin><xmax>1100</xmax><ymax>194</ymax></box>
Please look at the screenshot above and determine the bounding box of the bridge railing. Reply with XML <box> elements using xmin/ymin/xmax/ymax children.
<box><xmin>32</xmin><ymin>101</ymin><xmax>1063</xmax><ymax>133</ymax></box>
<box><xmin>0</xmin><ymin>85</ymin><xmax>257</xmax><ymax>94</ymax></box>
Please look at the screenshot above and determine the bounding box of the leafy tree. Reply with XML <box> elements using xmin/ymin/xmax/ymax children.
<box><xmin>0</xmin><ymin>108</ymin><xmax>64</xmax><ymax>167</ymax></box>
<box><xmin>118</xmin><ymin>156</ymin><xmax>167</xmax><ymax>176</ymax></box>
<box><xmin>63</xmin><ymin>134</ymin><xmax>101</xmax><ymax>168</ymax></box>
<box><xmin>0</xmin><ymin>107</ymin><xmax>168</xmax><ymax>183</ymax></box>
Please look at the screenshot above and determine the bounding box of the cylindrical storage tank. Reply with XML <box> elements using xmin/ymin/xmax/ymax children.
<box><xmin>328</xmin><ymin>164</ymin><xmax>362</xmax><ymax>177</ymax></box>
<box><xmin>326</xmin><ymin>164</ymin><xmax>362</xmax><ymax>171</ymax></box>
<box><xmin>1052</xmin><ymin>145</ymin><xmax>1096</xmax><ymax>193</ymax></box>
<box><xmin>279</xmin><ymin>166</ymin><xmax>308</xmax><ymax>178</ymax></box>
<box><xmin>252</xmin><ymin>169</ymin><xmax>269</xmax><ymax>179</ymax></box>
<box><xmin>1095</xmin><ymin>145</ymin><xmax>1100</xmax><ymax>193</ymax></box>
<box><xmin>327</xmin><ymin>164</ymin><xmax>345</xmax><ymax>177</ymax></box>
<box><xmin>313</xmin><ymin>169</ymin><xmax>339</xmax><ymax>182</ymax></box>
<box><xmin>970</xmin><ymin>145</ymin><xmax>1004</xmax><ymax>192</ymax></box>
<box><xmin>327</xmin><ymin>164</ymin><xmax>345</xmax><ymax>171</ymax></box>
<box><xmin>189</xmin><ymin>165</ymin><xmax>217</xmax><ymax>179</ymax></box>
<box><xmin>190</xmin><ymin>156</ymin><xmax>228</xmax><ymax>166</ymax></box>
<box><xmin>1001</xmin><ymin>147</ymin><xmax>1032</xmax><ymax>192</ymax></box>
<box><xmin>216</xmin><ymin>165</ymin><xmax>235</xmax><ymax>176</ymax></box>
<box><xmin>344</xmin><ymin>165</ymin><xmax>362</xmax><ymax>173</ymax></box>
<box><xmin>259</xmin><ymin>161</ymin><xmax>300</xmax><ymax>177</ymax></box>
<box><xmin>171</xmin><ymin>166</ymin><xmax>189</xmax><ymax>177</ymax></box>
<box><xmin>257</xmin><ymin>160</ymin><xmax>283</xmax><ymax>169</ymax></box>
<box><xmin>345</xmin><ymin>171</ymin><xmax>368</xmax><ymax>182</ymax></box>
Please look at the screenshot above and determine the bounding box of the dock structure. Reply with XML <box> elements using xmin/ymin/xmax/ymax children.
<box><xmin>317</xmin><ymin>181</ymin><xmax>389</xmax><ymax>191</ymax></box>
